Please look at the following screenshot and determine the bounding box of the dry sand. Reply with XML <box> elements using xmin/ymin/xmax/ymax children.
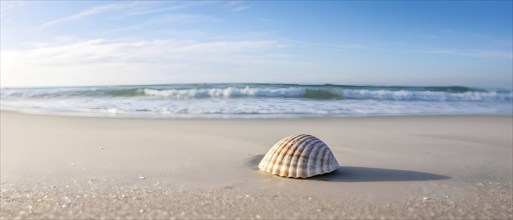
<box><xmin>1</xmin><ymin>111</ymin><xmax>512</xmax><ymax>219</ymax></box>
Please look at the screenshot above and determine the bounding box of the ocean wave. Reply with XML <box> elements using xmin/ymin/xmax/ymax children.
<box><xmin>1</xmin><ymin>84</ymin><xmax>511</xmax><ymax>102</ymax></box>
<box><xmin>139</xmin><ymin>87</ymin><xmax>511</xmax><ymax>101</ymax></box>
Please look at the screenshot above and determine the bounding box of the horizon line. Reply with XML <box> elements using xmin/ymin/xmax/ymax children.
<box><xmin>1</xmin><ymin>82</ymin><xmax>511</xmax><ymax>90</ymax></box>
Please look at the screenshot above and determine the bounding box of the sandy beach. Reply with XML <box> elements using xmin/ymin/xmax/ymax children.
<box><xmin>1</xmin><ymin>111</ymin><xmax>511</xmax><ymax>219</ymax></box>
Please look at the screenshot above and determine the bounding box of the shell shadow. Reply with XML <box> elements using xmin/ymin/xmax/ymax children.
<box><xmin>309</xmin><ymin>166</ymin><xmax>450</xmax><ymax>182</ymax></box>
<box><xmin>248</xmin><ymin>154</ymin><xmax>449</xmax><ymax>182</ymax></box>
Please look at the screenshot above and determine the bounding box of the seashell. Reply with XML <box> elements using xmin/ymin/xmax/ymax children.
<box><xmin>258</xmin><ymin>134</ymin><xmax>339</xmax><ymax>178</ymax></box>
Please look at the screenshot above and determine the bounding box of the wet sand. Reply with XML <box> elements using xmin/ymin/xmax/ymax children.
<box><xmin>1</xmin><ymin>111</ymin><xmax>512</xmax><ymax>219</ymax></box>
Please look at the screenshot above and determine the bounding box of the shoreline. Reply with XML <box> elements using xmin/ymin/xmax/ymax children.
<box><xmin>1</xmin><ymin>111</ymin><xmax>512</xmax><ymax>219</ymax></box>
<box><xmin>1</xmin><ymin>109</ymin><xmax>512</xmax><ymax>121</ymax></box>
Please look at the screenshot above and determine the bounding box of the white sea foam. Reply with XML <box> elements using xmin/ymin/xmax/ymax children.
<box><xmin>340</xmin><ymin>89</ymin><xmax>512</xmax><ymax>101</ymax></box>
<box><xmin>1</xmin><ymin>97</ymin><xmax>511</xmax><ymax>118</ymax></box>
<box><xmin>142</xmin><ymin>87</ymin><xmax>305</xmax><ymax>99</ymax></box>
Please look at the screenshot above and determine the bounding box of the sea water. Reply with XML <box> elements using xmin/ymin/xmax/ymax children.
<box><xmin>1</xmin><ymin>84</ymin><xmax>511</xmax><ymax>118</ymax></box>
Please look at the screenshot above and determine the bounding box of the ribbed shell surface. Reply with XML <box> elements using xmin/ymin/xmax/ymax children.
<box><xmin>258</xmin><ymin>134</ymin><xmax>339</xmax><ymax>178</ymax></box>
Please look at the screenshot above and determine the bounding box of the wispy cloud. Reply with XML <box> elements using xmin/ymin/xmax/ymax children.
<box><xmin>39</xmin><ymin>1</ymin><xmax>216</xmax><ymax>30</ymax></box>
<box><xmin>223</xmin><ymin>1</ymin><xmax>251</xmax><ymax>12</ymax></box>
<box><xmin>124</xmin><ymin>1</ymin><xmax>211</xmax><ymax>17</ymax></box>
<box><xmin>420</xmin><ymin>48</ymin><xmax>513</xmax><ymax>59</ymax></box>
<box><xmin>39</xmin><ymin>2</ymin><xmax>133</xmax><ymax>30</ymax></box>
<box><xmin>0</xmin><ymin>1</ymin><xmax>25</xmax><ymax>18</ymax></box>
<box><xmin>105</xmin><ymin>14</ymin><xmax>220</xmax><ymax>34</ymax></box>
<box><xmin>1</xmin><ymin>39</ymin><xmax>290</xmax><ymax>86</ymax></box>
<box><xmin>17</xmin><ymin>39</ymin><xmax>280</xmax><ymax>64</ymax></box>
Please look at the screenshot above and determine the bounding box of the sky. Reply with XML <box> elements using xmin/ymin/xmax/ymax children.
<box><xmin>1</xmin><ymin>1</ymin><xmax>512</xmax><ymax>88</ymax></box>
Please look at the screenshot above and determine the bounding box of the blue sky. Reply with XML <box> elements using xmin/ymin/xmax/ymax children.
<box><xmin>1</xmin><ymin>1</ymin><xmax>512</xmax><ymax>87</ymax></box>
